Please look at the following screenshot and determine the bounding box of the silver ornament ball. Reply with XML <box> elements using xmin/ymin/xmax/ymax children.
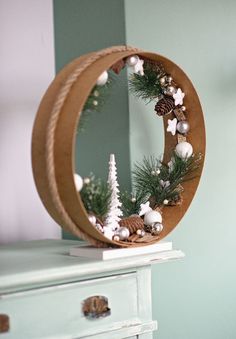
<box><xmin>151</xmin><ymin>222</ymin><xmax>163</xmax><ymax>235</ymax></box>
<box><xmin>116</xmin><ymin>227</ymin><xmax>130</xmax><ymax>241</ymax></box>
<box><xmin>177</xmin><ymin>121</ymin><xmax>190</xmax><ymax>134</ymax></box>
<box><xmin>164</xmin><ymin>85</ymin><xmax>176</xmax><ymax>96</ymax></box>
<box><xmin>166</xmin><ymin>75</ymin><xmax>173</xmax><ymax>83</ymax></box>
<box><xmin>131</xmin><ymin>197</ymin><xmax>136</xmax><ymax>203</ymax></box>
<box><xmin>126</xmin><ymin>55</ymin><xmax>139</xmax><ymax>66</ymax></box>
<box><xmin>159</xmin><ymin>76</ymin><xmax>166</xmax><ymax>85</ymax></box>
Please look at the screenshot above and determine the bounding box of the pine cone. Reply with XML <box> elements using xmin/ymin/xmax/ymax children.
<box><xmin>155</xmin><ymin>96</ymin><xmax>175</xmax><ymax>116</ymax></box>
<box><xmin>143</xmin><ymin>58</ymin><xmax>166</xmax><ymax>77</ymax></box>
<box><xmin>168</xmin><ymin>194</ymin><xmax>183</xmax><ymax>206</ymax></box>
<box><xmin>119</xmin><ymin>216</ymin><xmax>144</xmax><ymax>234</ymax></box>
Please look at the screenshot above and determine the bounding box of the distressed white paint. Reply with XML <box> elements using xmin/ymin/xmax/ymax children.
<box><xmin>0</xmin><ymin>240</ymin><xmax>178</xmax><ymax>338</ymax></box>
<box><xmin>0</xmin><ymin>0</ymin><xmax>60</xmax><ymax>243</ymax></box>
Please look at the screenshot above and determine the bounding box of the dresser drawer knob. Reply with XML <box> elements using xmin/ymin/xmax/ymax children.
<box><xmin>0</xmin><ymin>314</ymin><xmax>10</xmax><ymax>334</ymax></box>
<box><xmin>82</xmin><ymin>295</ymin><xmax>111</xmax><ymax>319</ymax></box>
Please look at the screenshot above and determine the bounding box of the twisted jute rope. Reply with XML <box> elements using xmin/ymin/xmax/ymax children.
<box><xmin>45</xmin><ymin>45</ymin><xmax>142</xmax><ymax>247</ymax></box>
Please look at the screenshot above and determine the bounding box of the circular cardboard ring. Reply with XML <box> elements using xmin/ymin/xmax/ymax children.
<box><xmin>32</xmin><ymin>45</ymin><xmax>205</xmax><ymax>248</ymax></box>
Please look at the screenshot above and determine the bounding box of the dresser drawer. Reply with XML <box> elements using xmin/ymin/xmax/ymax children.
<box><xmin>0</xmin><ymin>272</ymin><xmax>141</xmax><ymax>338</ymax></box>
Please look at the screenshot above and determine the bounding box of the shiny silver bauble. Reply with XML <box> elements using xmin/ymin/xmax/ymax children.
<box><xmin>116</xmin><ymin>227</ymin><xmax>130</xmax><ymax>241</ymax></box>
<box><xmin>176</xmin><ymin>120</ymin><xmax>190</xmax><ymax>134</ymax></box>
<box><xmin>151</xmin><ymin>222</ymin><xmax>163</xmax><ymax>235</ymax></box>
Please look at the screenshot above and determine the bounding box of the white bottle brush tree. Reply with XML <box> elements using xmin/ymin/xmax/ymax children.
<box><xmin>104</xmin><ymin>154</ymin><xmax>123</xmax><ymax>236</ymax></box>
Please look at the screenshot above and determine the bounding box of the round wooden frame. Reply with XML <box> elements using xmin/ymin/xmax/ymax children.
<box><xmin>32</xmin><ymin>46</ymin><xmax>205</xmax><ymax>248</ymax></box>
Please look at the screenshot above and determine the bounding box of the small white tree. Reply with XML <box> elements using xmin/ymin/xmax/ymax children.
<box><xmin>104</xmin><ymin>154</ymin><xmax>123</xmax><ymax>232</ymax></box>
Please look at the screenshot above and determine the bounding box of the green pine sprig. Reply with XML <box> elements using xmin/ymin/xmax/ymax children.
<box><xmin>129</xmin><ymin>60</ymin><xmax>165</xmax><ymax>103</ymax></box>
<box><xmin>132</xmin><ymin>153</ymin><xmax>202</xmax><ymax>208</ymax></box>
<box><xmin>80</xmin><ymin>174</ymin><xmax>111</xmax><ymax>221</ymax></box>
<box><xmin>79</xmin><ymin>71</ymin><xmax>116</xmax><ymax>131</ymax></box>
<box><xmin>120</xmin><ymin>189</ymin><xmax>149</xmax><ymax>217</ymax></box>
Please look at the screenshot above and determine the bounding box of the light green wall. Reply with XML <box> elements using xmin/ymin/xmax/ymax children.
<box><xmin>125</xmin><ymin>1</ymin><xmax>236</xmax><ymax>338</ymax></box>
<box><xmin>54</xmin><ymin>1</ymin><xmax>236</xmax><ymax>337</ymax></box>
<box><xmin>53</xmin><ymin>0</ymin><xmax>131</xmax><ymax>239</ymax></box>
<box><xmin>54</xmin><ymin>0</ymin><xmax>130</xmax><ymax>187</ymax></box>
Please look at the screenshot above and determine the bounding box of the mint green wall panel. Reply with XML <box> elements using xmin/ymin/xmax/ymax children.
<box><xmin>124</xmin><ymin>1</ymin><xmax>236</xmax><ymax>338</ymax></box>
<box><xmin>53</xmin><ymin>0</ymin><xmax>131</xmax><ymax>239</ymax></box>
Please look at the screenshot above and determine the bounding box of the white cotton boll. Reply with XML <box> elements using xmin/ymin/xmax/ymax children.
<box><xmin>175</xmin><ymin>142</ymin><xmax>193</xmax><ymax>159</ymax></box>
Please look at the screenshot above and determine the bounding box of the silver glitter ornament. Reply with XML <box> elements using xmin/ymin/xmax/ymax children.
<box><xmin>159</xmin><ymin>76</ymin><xmax>166</xmax><ymax>85</ymax></box>
<box><xmin>166</xmin><ymin>75</ymin><xmax>173</xmax><ymax>83</ymax></box>
<box><xmin>116</xmin><ymin>227</ymin><xmax>130</xmax><ymax>241</ymax></box>
<box><xmin>151</xmin><ymin>222</ymin><xmax>163</xmax><ymax>235</ymax></box>
<box><xmin>177</xmin><ymin>121</ymin><xmax>190</xmax><ymax>134</ymax></box>
<box><xmin>164</xmin><ymin>86</ymin><xmax>176</xmax><ymax>96</ymax></box>
<box><xmin>140</xmin><ymin>229</ymin><xmax>145</xmax><ymax>237</ymax></box>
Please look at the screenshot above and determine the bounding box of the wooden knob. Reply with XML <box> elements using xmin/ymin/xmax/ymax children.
<box><xmin>0</xmin><ymin>314</ymin><xmax>9</xmax><ymax>333</ymax></box>
<box><xmin>82</xmin><ymin>296</ymin><xmax>111</xmax><ymax>319</ymax></box>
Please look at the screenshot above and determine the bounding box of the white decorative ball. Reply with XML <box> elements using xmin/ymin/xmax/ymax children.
<box><xmin>163</xmin><ymin>199</ymin><xmax>169</xmax><ymax>205</ymax></box>
<box><xmin>96</xmin><ymin>71</ymin><xmax>108</xmax><ymax>86</ymax></box>
<box><xmin>113</xmin><ymin>235</ymin><xmax>120</xmax><ymax>242</ymax></box>
<box><xmin>88</xmin><ymin>214</ymin><xmax>96</xmax><ymax>225</ymax></box>
<box><xmin>116</xmin><ymin>227</ymin><xmax>130</xmax><ymax>241</ymax></box>
<box><xmin>144</xmin><ymin>210</ymin><xmax>162</xmax><ymax>226</ymax></box>
<box><xmin>83</xmin><ymin>177</ymin><xmax>91</xmax><ymax>185</ymax></box>
<box><xmin>74</xmin><ymin>173</ymin><xmax>83</xmax><ymax>192</ymax></box>
<box><xmin>136</xmin><ymin>229</ymin><xmax>142</xmax><ymax>235</ymax></box>
<box><xmin>103</xmin><ymin>227</ymin><xmax>114</xmax><ymax>240</ymax></box>
<box><xmin>126</xmin><ymin>55</ymin><xmax>139</xmax><ymax>66</ymax></box>
<box><xmin>175</xmin><ymin>141</ymin><xmax>193</xmax><ymax>159</ymax></box>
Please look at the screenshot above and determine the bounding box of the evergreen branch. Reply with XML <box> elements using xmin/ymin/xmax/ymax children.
<box><xmin>129</xmin><ymin>60</ymin><xmax>165</xmax><ymax>103</ymax></box>
<box><xmin>132</xmin><ymin>153</ymin><xmax>202</xmax><ymax>207</ymax></box>
<box><xmin>80</xmin><ymin>174</ymin><xmax>111</xmax><ymax>221</ymax></box>
<box><xmin>120</xmin><ymin>189</ymin><xmax>149</xmax><ymax>217</ymax></box>
<box><xmin>79</xmin><ymin>71</ymin><xmax>116</xmax><ymax>131</ymax></box>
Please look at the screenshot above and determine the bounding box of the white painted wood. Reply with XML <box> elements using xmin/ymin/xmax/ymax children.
<box><xmin>78</xmin><ymin>321</ymin><xmax>157</xmax><ymax>338</ymax></box>
<box><xmin>70</xmin><ymin>241</ymin><xmax>172</xmax><ymax>260</ymax></box>
<box><xmin>0</xmin><ymin>240</ymin><xmax>182</xmax><ymax>338</ymax></box>
<box><xmin>0</xmin><ymin>0</ymin><xmax>60</xmax><ymax>244</ymax></box>
<box><xmin>0</xmin><ymin>240</ymin><xmax>185</xmax><ymax>294</ymax></box>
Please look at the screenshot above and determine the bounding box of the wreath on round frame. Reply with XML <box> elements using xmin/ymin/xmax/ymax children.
<box><xmin>32</xmin><ymin>46</ymin><xmax>205</xmax><ymax>248</ymax></box>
